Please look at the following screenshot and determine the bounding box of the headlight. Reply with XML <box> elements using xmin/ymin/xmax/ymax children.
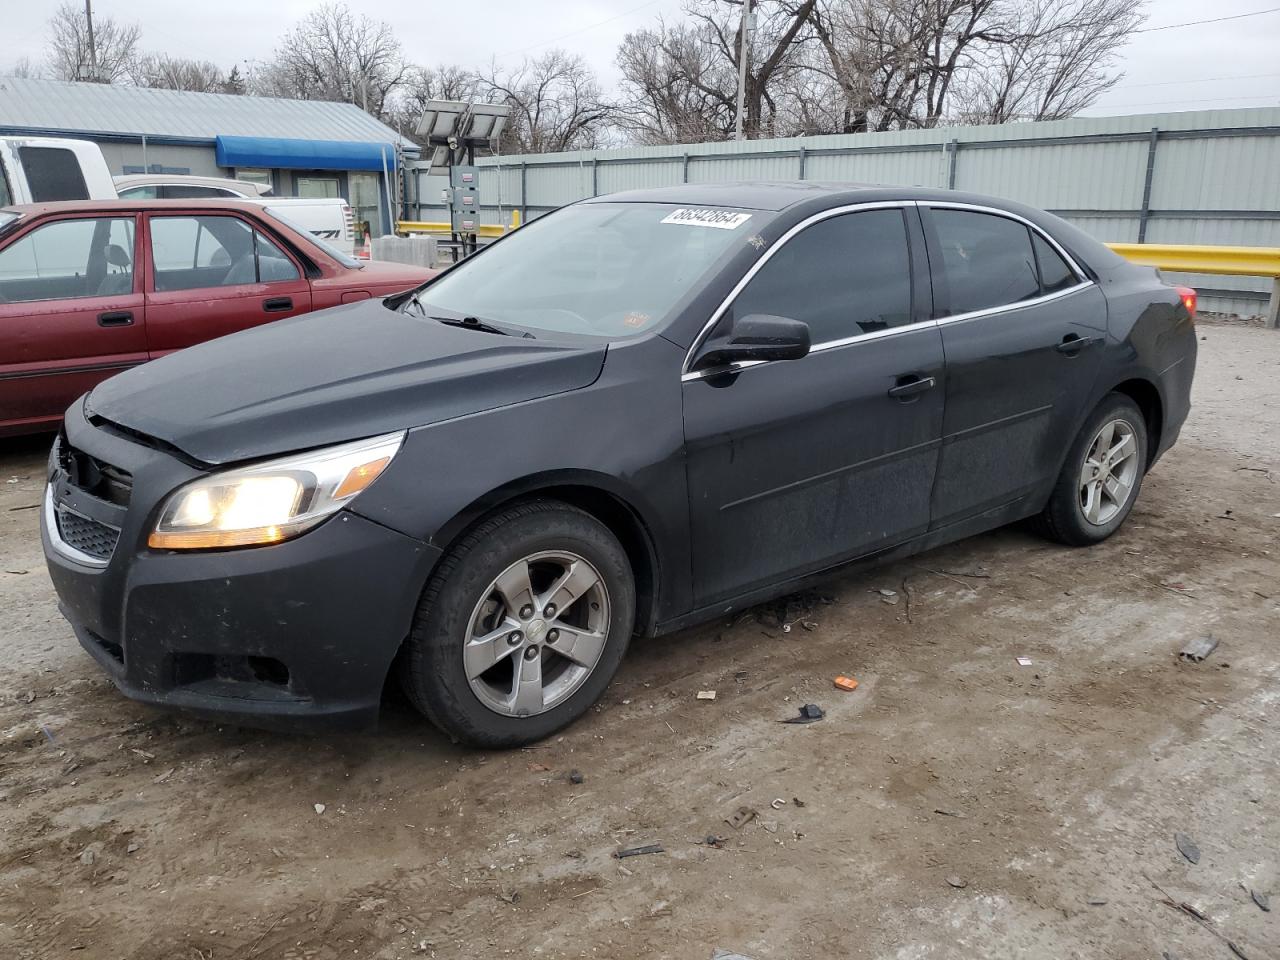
<box><xmin>148</xmin><ymin>432</ymin><xmax>404</xmax><ymax>550</ymax></box>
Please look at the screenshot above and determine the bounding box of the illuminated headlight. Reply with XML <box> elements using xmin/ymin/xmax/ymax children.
<box><xmin>148</xmin><ymin>432</ymin><xmax>405</xmax><ymax>550</ymax></box>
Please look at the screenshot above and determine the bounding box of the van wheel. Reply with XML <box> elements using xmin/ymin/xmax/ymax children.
<box><xmin>1033</xmin><ymin>392</ymin><xmax>1148</xmax><ymax>546</ymax></box>
<box><xmin>400</xmin><ymin>500</ymin><xmax>634</xmax><ymax>748</ymax></box>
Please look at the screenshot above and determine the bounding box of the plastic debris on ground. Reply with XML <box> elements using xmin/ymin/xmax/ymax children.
<box><xmin>696</xmin><ymin>690</ymin><xmax>717</xmax><ymax>701</ymax></box>
<box><xmin>780</xmin><ymin>703</ymin><xmax>825</xmax><ymax>724</ymax></box>
<box><xmin>725</xmin><ymin>806</ymin><xmax>757</xmax><ymax>830</ymax></box>
<box><xmin>1174</xmin><ymin>832</ymin><xmax>1201</xmax><ymax>864</ymax></box>
<box><xmin>614</xmin><ymin>843</ymin><xmax>664</xmax><ymax>859</ymax></box>
<box><xmin>1179</xmin><ymin>635</ymin><xmax>1219</xmax><ymax>663</ymax></box>
<box><xmin>834</xmin><ymin>675</ymin><xmax>858</xmax><ymax>691</ymax></box>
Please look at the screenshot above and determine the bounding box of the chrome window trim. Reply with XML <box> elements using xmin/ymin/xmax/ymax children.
<box><xmin>681</xmin><ymin>200</ymin><xmax>914</xmax><ymax>378</ymax></box>
<box><xmin>681</xmin><ymin>197</ymin><xmax>1096</xmax><ymax>383</ymax></box>
<box><xmin>920</xmin><ymin>199</ymin><xmax>1089</xmax><ymax>284</ymax></box>
<box><xmin>43</xmin><ymin>485</ymin><xmax>110</xmax><ymax>569</ymax></box>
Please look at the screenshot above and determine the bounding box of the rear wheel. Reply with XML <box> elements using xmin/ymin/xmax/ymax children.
<box><xmin>400</xmin><ymin>500</ymin><xmax>634</xmax><ymax>748</ymax></box>
<box><xmin>1033</xmin><ymin>392</ymin><xmax>1148</xmax><ymax>546</ymax></box>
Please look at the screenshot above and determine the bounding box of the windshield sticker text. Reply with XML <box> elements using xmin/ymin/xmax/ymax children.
<box><xmin>661</xmin><ymin>208</ymin><xmax>752</xmax><ymax>230</ymax></box>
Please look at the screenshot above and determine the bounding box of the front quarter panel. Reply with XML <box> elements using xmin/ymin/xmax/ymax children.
<box><xmin>348</xmin><ymin>334</ymin><xmax>694</xmax><ymax>622</ymax></box>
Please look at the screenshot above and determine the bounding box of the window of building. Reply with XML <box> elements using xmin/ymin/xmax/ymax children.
<box><xmin>296</xmin><ymin>176</ymin><xmax>340</xmax><ymax>199</ymax></box>
<box><xmin>235</xmin><ymin>168</ymin><xmax>274</xmax><ymax>192</ymax></box>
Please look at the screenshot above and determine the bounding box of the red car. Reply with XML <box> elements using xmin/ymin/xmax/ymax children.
<box><xmin>0</xmin><ymin>199</ymin><xmax>434</xmax><ymax>438</ymax></box>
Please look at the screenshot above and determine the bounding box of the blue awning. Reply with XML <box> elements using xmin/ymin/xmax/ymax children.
<box><xmin>215</xmin><ymin>135</ymin><xmax>398</xmax><ymax>172</ymax></box>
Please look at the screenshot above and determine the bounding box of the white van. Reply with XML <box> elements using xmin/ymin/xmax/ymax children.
<box><xmin>0</xmin><ymin>136</ymin><xmax>117</xmax><ymax>205</ymax></box>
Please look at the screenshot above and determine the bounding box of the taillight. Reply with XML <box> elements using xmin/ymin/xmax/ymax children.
<box><xmin>1175</xmin><ymin>286</ymin><xmax>1196</xmax><ymax>321</ymax></box>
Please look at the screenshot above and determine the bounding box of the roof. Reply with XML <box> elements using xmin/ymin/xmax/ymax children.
<box><xmin>0</xmin><ymin>76</ymin><xmax>417</xmax><ymax>154</ymax></box>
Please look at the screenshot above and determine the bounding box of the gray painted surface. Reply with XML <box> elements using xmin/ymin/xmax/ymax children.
<box><xmin>0</xmin><ymin>76</ymin><xmax>414</xmax><ymax>149</ymax></box>
<box><xmin>410</xmin><ymin>107</ymin><xmax>1280</xmax><ymax>317</ymax></box>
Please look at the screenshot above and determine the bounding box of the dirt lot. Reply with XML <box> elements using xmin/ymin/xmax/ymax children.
<box><xmin>1</xmin><ymin>321</ymin><xmax>1277</xmax><ymax>960</ymax></box>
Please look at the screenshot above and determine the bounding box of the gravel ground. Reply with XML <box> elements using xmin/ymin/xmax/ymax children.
<box><xmin>0</xmin><ymin>320</ymin><xmax>1277</xmax><ymax>960</ymax></box>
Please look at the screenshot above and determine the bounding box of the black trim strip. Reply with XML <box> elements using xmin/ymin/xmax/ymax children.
<box><xmin>0</xmin><ymin>359</ymin><xmax>138</xmax><ymax>383</ymax></box>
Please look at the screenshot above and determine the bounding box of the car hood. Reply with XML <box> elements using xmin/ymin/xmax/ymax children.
<box><xmin>85</xmin><ymin>300</ymin><xmax>607</xmax><ymax>465</ymax></box>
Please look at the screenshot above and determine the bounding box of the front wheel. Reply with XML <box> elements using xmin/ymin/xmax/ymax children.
<box><xmin>1033</xmin><ymin>393</ymin><xmax>1149</xmax><ymax>546</ymax></box>
<box><xmin>400</xmin><ymin>500</ymin><xmax>635</xmax><ymax>748</ymax></box>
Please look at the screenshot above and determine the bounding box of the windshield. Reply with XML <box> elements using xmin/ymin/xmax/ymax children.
<box><xmin>263</xmin><ymin>207</ymin><xmax>361</xmax><ymax>268</ymax></box>
<box><xmin>414</xmin><ymin>202</ymin><xmax>762</xmax><ymax>337</ymax></box>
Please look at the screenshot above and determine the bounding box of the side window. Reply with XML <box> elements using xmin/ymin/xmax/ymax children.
<box><xmin>730</xmin><ymin>209</ymin><xmax>913</xmax><ymax>343</ymax></box>
<box><xmin>150</xmin><ymin>216</ymin><xmax>298</xmax><ymax>290</ymax></box>
<box><xmin>1032</xmin><ymin>232</ymin><xmax>1078</xmax><ymax>294</ymax></box>
<box><xmin>931</xmin><ymin>209</ymin><xmax>1039</xmax><ymax>315</ymax></box>
<box><xmin>0</xmin><ymin>217</ymin><xmax>134</xmax><ymax>302</ymax></box>
<box><xmin>17</xmin><ymin>147</ymin><xmax>90</xmax><ymax>202</ymax></box>
<box><xmin>151</xmin><ymin>215</ymin><xmax>254</xmax><ymax>291</ymax></box>
<box><xmin>118</xmin><ymin>185</ymin><xmax>158</xmax><ymax>200</ymax></box>
<box><xmin>0</xmin><ymin>165</ymin><xmax>12</xmax><ymax>206</ymax></box>
<box><xmin>160</xmin><ymin>184</ymin><xmax>240</xmax><ymax>199</ymax></box>
<box><xmin>255</xmin><ymin>231</ymin><xmax>300</xmax><ymax>282</ymax></box>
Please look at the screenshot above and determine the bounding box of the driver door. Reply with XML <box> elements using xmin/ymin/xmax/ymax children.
<box><xmin>681</xmin><ymin>205</ymin><xmax>945</xmax><ymax>606</ymax></box>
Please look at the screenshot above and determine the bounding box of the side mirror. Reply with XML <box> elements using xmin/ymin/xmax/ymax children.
<box><xmin>693</xmin><ymin>314</ymin><xmax>811</xmax><ymax>371</ymax></box>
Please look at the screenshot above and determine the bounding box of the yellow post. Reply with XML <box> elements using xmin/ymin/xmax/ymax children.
<box><xmin>510</xmin><ymin>210</ymin><xmax>521</xmax><ymax>231</ymax></box>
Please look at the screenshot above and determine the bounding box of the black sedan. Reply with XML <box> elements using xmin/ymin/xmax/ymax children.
<box><xmin>42</xmin><ymin>182</ymin><xmax>1197</xmax><ymax>747</ymax></box>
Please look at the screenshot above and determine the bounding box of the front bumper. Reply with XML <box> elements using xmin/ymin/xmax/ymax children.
<box><xmin>41</xmin><ymin>403</ymin><xmax>441</xmax><ymax>731</ymax></box>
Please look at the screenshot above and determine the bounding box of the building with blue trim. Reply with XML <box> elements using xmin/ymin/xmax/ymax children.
<box><xmin>0</xmin><ymin>76</ymin><xmax>418</xmax><ymax>236</ymax></box>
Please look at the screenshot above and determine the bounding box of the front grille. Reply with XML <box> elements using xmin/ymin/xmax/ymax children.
<box><xmin>55</xmin><ymin>507</ymin><xmax>121</xmax><ymax>562</ymax></box>
<box><xmin>55</xmin><ymin>435</ymin><xmax>133</xmax><ymax>507</ymax></box>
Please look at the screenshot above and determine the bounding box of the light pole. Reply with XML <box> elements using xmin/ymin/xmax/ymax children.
<box><xmin>84</xmin><ymin>0</ymin><xmax>98</xmax><ymax>82</ymax></box>
<box><xmin>733</xmin><ymin>0</ymin><xmax>753</xmax><ymax>140</ymax></box>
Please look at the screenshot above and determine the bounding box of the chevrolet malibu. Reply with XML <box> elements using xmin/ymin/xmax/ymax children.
<box><xmin>41</xmin><ymin>183</ymin><xmax>1197</xmax><ymax>747</ymax></box>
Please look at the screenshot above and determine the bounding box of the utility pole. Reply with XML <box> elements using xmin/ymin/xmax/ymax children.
<box><xmin>84</xmin><ymin>0</ymin><xmax>98</xmax><ymax>82</ymax></box>
<box><xmin>733</xmin><ymin>0</ymin><xmax>752</xmax><ymax>140</ymax></box>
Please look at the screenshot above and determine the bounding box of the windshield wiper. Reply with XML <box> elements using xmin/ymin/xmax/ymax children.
<box><xmin>429</xmin><ymin>314</ymin><xmax>511</xmax><ymax>336</ymax></box>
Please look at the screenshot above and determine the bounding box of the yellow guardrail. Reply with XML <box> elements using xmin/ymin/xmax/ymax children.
<box><xmin>397</xmin><ymin>211</ymin><xmax>520</xmax><ymax>240</ymax></box>
<box><xmin>1106</xmin><ymin>242</ymin><xmax>1280</xmax><ymax>329</ymax></box>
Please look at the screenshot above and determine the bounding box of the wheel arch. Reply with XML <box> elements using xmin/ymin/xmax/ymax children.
<box><xmin>427</xmin><ymin>471</ymin><xmax>663</xmax><ymax>637</ymax></box>
<box><xmin>1108</xmin><ymin>376</ymin><xmax>1164</xmax><ymax>467</ymax></box>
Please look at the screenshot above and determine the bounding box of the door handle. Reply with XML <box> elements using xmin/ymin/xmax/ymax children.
<box><xmin>887</xmin><ymin>375</ymin><xmax>936</xmax><ymax>400</ymax></box>
<box><xmin>263</xmin><ymin>297</ymin><xmax>294</xmax><ymax>313</ymax></box>
<box><xmin>1056</xmin><ymin>333</ymin><xmax>1101</xmax><ymax>354</ymax></box>
<box><xmin>97</xmin><ymin>311</ymin><xmax>134</xmax><ymax>327</ymax></box>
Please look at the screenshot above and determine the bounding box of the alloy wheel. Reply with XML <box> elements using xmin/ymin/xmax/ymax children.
<box><xmin>1078</xmin><ymin>418</ymin><xmax>1140</xmax><ymax>526</ymax></box>
<box><xmin>463</xmin><ymin>550</ymin><xmax>611</xmax><ymax>717</ymax></box>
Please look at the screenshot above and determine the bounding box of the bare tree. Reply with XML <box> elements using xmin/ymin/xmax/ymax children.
<box><xmin>477</xmin><ymin>51</ymin><xmax>614</xmax><ymax>153</ymax></box>
<box><xmin>809</xmin><ymin>0</ymin><xmax>1142</xmax><ymax>131</ymax></box>
<box><xmin>254</xmin><ymin>2</ymin><xmax>408</xmax><ymax>118</ymax></box>
<box><xmin>953</xmin><ymin>0</ymin><xmax>1144</xmax><ymax>123</ymax></box>
<box><xmin>2</xmin><ymin>57</ymin><xmax>42</xmax><ymax>79</ymax></box>
<box><xmin>222</xmin><ymin>64</ymin><xmax>247</xmax><ymax>96</ymax></box>
<box><xmin>135</xmin><ymin>54</ymin><xmax>226</xmax><ymax>93</ymax></box>
<box><xmin>616</xmin><ymin>18</ymin><xmax>739</xmax><ymax>144</ymax></box>
<box><xmin>47</xmin><ymin>0</ymin><xmax>140</xmax><ymax>83</ymax></box>
<box><xmin>387</xmin><ymin>64</ymin><xmax>481</xmax><ymax>140</ymax></box>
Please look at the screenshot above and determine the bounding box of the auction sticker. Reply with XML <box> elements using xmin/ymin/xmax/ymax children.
<box><xmin>661</xmin><ymin>208</ymin><xmax>751</xmax><ymax>229</ymax></box>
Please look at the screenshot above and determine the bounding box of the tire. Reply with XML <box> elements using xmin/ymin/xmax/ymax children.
<box><xmin>400</xmin><ymin>500</ymin><xmax>635</xmax><ymax>748</ymax></box>
<box><xmin>1033</xmin><ymin>392</ymin><xmax>1149</xmax><ymax>546</ymax></box>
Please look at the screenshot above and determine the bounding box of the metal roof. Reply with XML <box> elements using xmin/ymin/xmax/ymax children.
<box><xmin>0</xmin><ymin>77</ymin><xmax>417</xmax><ymax>154</ymax></box>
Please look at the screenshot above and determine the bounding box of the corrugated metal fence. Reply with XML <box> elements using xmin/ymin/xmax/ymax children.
<box><xmin>409</xmin><ymin>106</ymin><xmax>1280</xmax><ymax>317</ymax></box>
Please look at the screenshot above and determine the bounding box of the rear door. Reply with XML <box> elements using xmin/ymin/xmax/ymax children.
<box><xmin>921</xmin><ymin>203</ymin><xmax>1106</xmax><ymax>528</ymax></box>
<box><xmin>143</xmin><ymin>212</ymin><xmax>313</xmax><ymax>356</ymax></box>
<box><xmin>682</xmin><ymin>204</ymin><xmax>944</xmax><ymax>605</ymax></box>
<box><xmin>0</xmin><ymin>213</ymin><xmax>146</xmax><ymax>432</ymax></box>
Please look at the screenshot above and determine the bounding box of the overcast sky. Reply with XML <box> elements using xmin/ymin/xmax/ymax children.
<box><xmin>5</xmin><ymin>0</ymin><xmax>1279</xmax><ymax>117</ymax></box>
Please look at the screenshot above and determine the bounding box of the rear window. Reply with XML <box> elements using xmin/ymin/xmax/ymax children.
<box><xmin>18</xmin><ymin>146</ymin><xmax>90</xmax><ymax>202</ymax></box>
<box><xmin>932</xmin><ymin>209</ymin><xmax>1040</xmax><ymax>315</ymax></box>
